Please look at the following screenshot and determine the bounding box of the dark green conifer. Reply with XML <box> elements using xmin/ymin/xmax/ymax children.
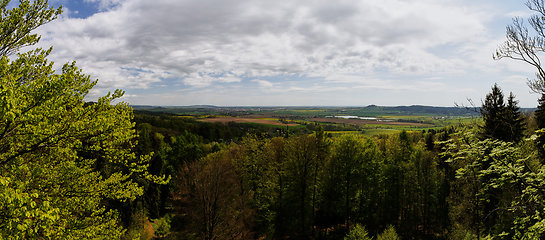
<box><xmin>481</xmin><ymin>84</ymin><xmax>525</xmax><ymax>142</ymax></box>
<box><xmin>536</xmin><ymin>94</ymin><xmax>545</xmax><ymax>129</ymax></box>
<box><xmin>481</xmin><ymin>84</ymin><xmax>508</xmax><ymax>140</ymax></box>
<box><xmin>506</xmin><ymin>92</ymin><xmax>525</xmax><ymax>142</ymax></box>
<box><xmin>535</xmin><ymin>94</ymin><xmax>545</xmax><ymax>158</ymax></box>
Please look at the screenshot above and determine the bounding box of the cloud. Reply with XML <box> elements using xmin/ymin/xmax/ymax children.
<box><xmin>252</xmin><ymin>79</ymin><xmax>274</xmax><ymax>88</ymax></box>
<box><xmin>505</xmin><ymin>10</ymin><xmax>533</xmax><ymax>18</ymax></box>
<box><xmin>182</xmin><ymin>73</ymin><xmax>241</xmax><ymax>87</ymax></box>
<box><xmin>31</xmin><ymin>0</ymin><xmax>514</xmax><ymax>105</ymax></box>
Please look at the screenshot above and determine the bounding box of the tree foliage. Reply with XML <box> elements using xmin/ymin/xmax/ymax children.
<box><xmin>537</xmin><ymin>94</ymin><xmax>545</xmax><ymax>129</ymax></box>
<box><xmin>344</xmin><ymin>224</ymin><xmax>371</xmax><ymax>240</ymax></box>
<box><xmin>175</xmin><ymin>147</ymin><xmax>254</xmax><ymax>240</ymax></box>
<box><xmin>0</xmin><ymin>0</ymin><xmax>61</xmax><ymax>56</ymax></box>
<box><xmin>535</xmin><ymin>94</ymin><xmax>545</xmax><ymax>158</ymax></box>
<box><xmin>508</xmin><ymin>93</ymin><xmax>526</xmax><ymax>140</ymax></box>
<box><xmin>376</xmin><ymin>225</ymin><xmax>400</xmax><ymax>240</ymax></box>
<box><xmin>320</xmin><ymin>134</ymin><xmax>379</xmax><ymax>231</ymax></box>
<box><xmin>0</xmin><ymin>1</ymin><xmax>162</xmax><ymax>238</ymax></box>
<box><xmin>481</xmin><ymin>84</ymin><xmax>525</xmax><ymax>142</ymax></box>
<box><xmin>443</xmin><ymin>126</ymin><xmax>545</xmax><ymax>238</ymax></box>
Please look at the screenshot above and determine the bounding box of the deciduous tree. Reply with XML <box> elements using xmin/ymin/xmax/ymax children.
<box><xmin>495</xmin><ymin>0</ymin><xmax>545</xmax><ymax>93</ymax></box>
<box><xmin>175</xmin><ymin>147</ymin><xmax>254</xmax><ymax>240</ymax></box>
<box><xmin>0</xmin><ymin>1</ymin><xmax>162</xmax><ymax>238</ymax></box>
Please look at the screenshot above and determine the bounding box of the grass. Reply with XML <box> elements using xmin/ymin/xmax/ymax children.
<box><xmin>326</xmin><ymin>129</ymin><xmax>402</xmax><ymax>137</ymax></box>
<box><xmin>256</xmin><ymin>117</ymin><xmax>280</xmax><ymax>121</ymax></box>
<box><xmin>177</xmin><ymin>109</ymin><xmax>482</xmax><ymax>137</ymax></box>
<box><xmin>362</xmin><ymin>129</ymin><xmax>401</xmax><ymax>136</ymax></box>
<box><xmin>363</xmin><ymin>123</ymin><xmax>429</xmax><ymax>129</ymax></box>
<box><xmin>176</xmin><ymin>115</ymin><xmax>195</xmax><ymax>119</ymax></box>
<box><xmin>325</xmin><ymin>131</ymin><xmax>365</xmax><ymax>136</ymax></box>
<box><xmin>291</xmin><ymin>109</ymin><xmax>327</xmax><ymax>112</ymax></box>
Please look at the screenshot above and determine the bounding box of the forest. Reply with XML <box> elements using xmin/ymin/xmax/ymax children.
<box><xmin>4</xmin><ymin>0</ymin><xmax>545</xmax><ymax>239</ymax></box>
<box><xmin>126</xmin><ymin>86</ymin><xmax>544</xmax><ymax>239</ymax></box>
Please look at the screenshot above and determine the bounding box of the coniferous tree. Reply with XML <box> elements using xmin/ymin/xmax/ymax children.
<box><xmin>535</xmin><ymin>94</ymin><xmax>545</xmax><ymax>159</ymax></box>
<box><xmin>536</xmin><ymin>94</ymin><xmax>545</xmax><ymax>129</ymax></box>
<box><xmin>506</xmin><ymin>92</ymin><xmax>525</xmax><ymax>142</ymax></box>
<box><xmin>481</xmin><ymin>84</ymin><xmax>524</xmax><ymax>142</ymax></box>
<box><xmin>481</xmin><ymin>84</ymin><xmax>508</xmax><ymax>140</ymax></box>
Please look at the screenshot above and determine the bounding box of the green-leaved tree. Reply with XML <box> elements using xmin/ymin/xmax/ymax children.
<box><xmin>0</xmin><ymin>0</ymin><xmax>163</xmax><ymax>238</ymax></box>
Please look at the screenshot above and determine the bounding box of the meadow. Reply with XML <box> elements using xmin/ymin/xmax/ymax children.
<box><xmin>132</xmin><ymin>105</ymin><xmax>482</xmax><ymax>136</ymax></box>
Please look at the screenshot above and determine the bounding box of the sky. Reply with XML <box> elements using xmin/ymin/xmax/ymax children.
<box><xmin>29</xmin><ymin>0</ymin><xmax>544</xmax><ymax>107</ymax></box>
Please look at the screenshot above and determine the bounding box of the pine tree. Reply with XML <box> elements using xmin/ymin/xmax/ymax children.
<box><xmin>535</xmin><ymin>94</ymin><xmax>545</xmax><ymax>158</ymax></box>
<box><xmin>506</xmin><ymin>92</ymin><xmax>525</xmax><ymax>142</ymax></box>
<box><xmin>481</xmin><ymin>84</ymin><xmax>525</xmax><ymax>142</ymax></box>
<box><xmin>536</xmin><ymin>94</ymin><xmax>545</xmax><ymax>129</ymax></box>
<box><xmin>481</xmin><ymin>84</ymin><xmax>508</xmax><ymax>141</ymax></box>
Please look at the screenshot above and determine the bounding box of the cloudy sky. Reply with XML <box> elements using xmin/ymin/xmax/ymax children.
<box><xmin>32</xmin><ymin>0</ymin><xmax>540</xmax><ymax>106</ymax></box>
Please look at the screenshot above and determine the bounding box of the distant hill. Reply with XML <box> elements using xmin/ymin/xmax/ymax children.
<box><xmin>130</xmin><ymin>105</ymin><xmax>509</xmax><ymax>117</ymax></box>
<box><xmin>130</xmin><ymin>104</ymin><xmax>537</xmax><ymax>117</ymax></box>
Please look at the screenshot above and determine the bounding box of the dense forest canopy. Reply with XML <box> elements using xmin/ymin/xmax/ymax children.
<box><xmin>5</xmin><ymin>0</ymin><xmax>545</xmax><ymax>239</ymax></box>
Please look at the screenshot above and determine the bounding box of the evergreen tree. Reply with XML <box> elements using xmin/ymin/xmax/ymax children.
<box><xmin>377</xmin><ymin>225</ymin><xmax>401</xmax><ymax>240</ymax></box>
<box><xmin>344</xmin><ymin>224</ymin><xmax>371</xmax><ymax>240</ymax></box>
<box><xmin>536</xmin><ymin>94</ymin><xmax>545</xmax><ymax>129</ymax></box>
<box><xmin>481</xmin><ymin>84</ymin><xmax>508</xmax><ymax>140</ymax></box>
<box><xmin>481</xmin><ymin>84</ymin><xmax>524</xmax><ymax>142</ymax></box>
<box><xmin>506</xmin><ymin>92</ymin><xmax>525</xmax><ymax>142</ymax></box>
<box><xmin>536</xmin><ymin>94</ymin><xmax>545</xmax><ymax>158</ymax></box>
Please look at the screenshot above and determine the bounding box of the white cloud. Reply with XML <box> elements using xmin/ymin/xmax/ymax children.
<box><xmin>252</xmin><ymin>79</ymin><xmax>274</xmax><ymax>88</ymax></box>
<box><xmin>182</xmin><ymin>73</ymin><xmax>241</xmax><ymax>87</ymax></box>
<box><xmin>505</xmin><ymin>10</ymin><xmax>533</xmax><ymax>18</ymax></box>
<box><xmin>29</xmin><ymin>0</ymin><xmax>535</xmax><ymax>106</ymax></box>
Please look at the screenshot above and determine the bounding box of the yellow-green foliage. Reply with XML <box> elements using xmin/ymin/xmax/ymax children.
<box><xmin>256</xmin><ymin>117</ymin><xmax>279</xmax><ymax>121</ymax></box>
<box><xmin>377</xmin><ymin>225</ymin><xmax>400</xmax><ymax>240</ymax></box>
<box><xmin>291</xmin><ymin>109</ymin><xmax>326</xmax><ymax>112</ymax></box>
<box><xmin>344</xmin><ymin>224</ymin><xmax>371</xmax><ymax>240</ymax></box>
<box><xmin>0</xmin><ymin>1</ymin><xmax>162</xmax><ymax>239</ymax></box>
<box><xmin>176</xmin><ymin>115</ymin><xmax>195</xmax><ymax>119</ymax></box>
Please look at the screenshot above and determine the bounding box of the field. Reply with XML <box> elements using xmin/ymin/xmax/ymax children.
<box><xmin>309</xmin><ymin>117</ymin><xmax>432</xmax><ymax>127</ymax></box>
<box><xmin>133</xmin><ymin>105</ymin><xmax>485</xmax><ymax>136</ymax></box>
<box><xmin>200</xmin><ymin>116</ymin><xmax>299</xmax><ymax>126</ymax></box>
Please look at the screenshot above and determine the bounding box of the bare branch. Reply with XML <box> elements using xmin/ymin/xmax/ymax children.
<box><xmin>495</xmin><ymin>2</ymin><xmax>545</xmax><ymax>94</ymax></box>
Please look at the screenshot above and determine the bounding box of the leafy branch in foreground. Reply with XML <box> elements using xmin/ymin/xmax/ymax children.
<box><xmin>444</xmin><ymin>127</ymin><xmax>545</xmax><ymax>238</ymax></box>
<box><xmin>0</xmin><ymin>1</ymin><xmax>165</xmax><ymax>239</ymax></box>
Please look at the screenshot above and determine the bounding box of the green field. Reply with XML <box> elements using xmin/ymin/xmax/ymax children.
<box><xmin>133</xmin><ymin>105</ymin><xmax>485</xmax><ymax>136</ymax></box>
